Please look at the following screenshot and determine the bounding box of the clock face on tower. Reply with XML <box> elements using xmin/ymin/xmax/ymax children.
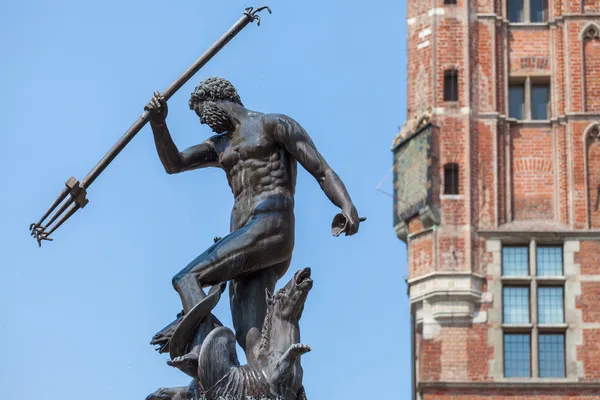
<box><xmin>393</xmin><ymin>124</ymin><xmax>433</xmax><ymax>225</ymax></box>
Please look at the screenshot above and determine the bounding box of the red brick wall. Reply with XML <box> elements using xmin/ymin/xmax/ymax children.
<box><xmin>407</xmin><ymin>216</ymin><xmax>435</xmax><ymax>279</ymax></box>
<box><xmin>578</xmin><ymin>282</ymin><xmax>600</xmax><ymax>323</ymax></box>
<box><xmin>584</xmin><ymin>0</ymin><xmax>600</xmax><ymax>13</ymax></box>
<box><xmin>406</xmin><ymin>0</ymin><xmax>433</xmax><ymax>119</ymax></box>
<box><xmin>423</xmin><ymin>392</ymin><xmax>600</xmax><ymax>399</ymax></box>
<box><xmin>510</xmin><ymin>126</ymin><xmax>554</xmax><ymax>221</ymax></box>
<box><xmin>508</xmin><ymin>29</ymin><xmax>550</xmax><ymax>75</ymax></box>
<box><xmin>584</xmin><ymin>38</ymin><xmax>600</xmax><ymax>112</ymax></box>
<box><xmin>568</xmin><ymin>21</ymin><xmax>586</xmax><ymax>113</ymax></box>
<box><xmin>588</xmin><ymin>133</ymin><xmax>600</xmax><ymax>228</ymax></box>
<box><xmin>576</xmin><ymin>241</ymin><xmax>600</xmax><ymax>275</ymax></box>
<box><xmin>578</xmin><ymin>330</ymin><xmax>600</xmax><ymax>381</ymax></box>
<box><xmin>573</xmin><ymin>121</ymin><xmax>593</xmax><ymax>228</ymax></box>
<box><xmin>420</xmin><ymin>337</ymin><xmax>442</xmax><ymax>381</ymax></box>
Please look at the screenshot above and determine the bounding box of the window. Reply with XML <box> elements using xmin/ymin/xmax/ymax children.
<box><xmin>443</xmin><ymin>163</ymin><xmax>459</xmax><ymax>195</ymax></box>
<box><xmin>531</xmin><ymin>84</ymin><xmax>550</xmax><ymax>120</ymax></box>
<box><xmin>538</xmin><ymin>287</ymin><xmax>564</xmax><ymax>324</ymax></box>
<box><xmin>444</xmin><ymin>69</ymin><xmax>459</xmax><ymax>102</ymax></box>
<box><xmin>508</xmin><ymin>78</ymin><xmax>551</xmax><ymax>120</ymax></box>
<box><xmin>530</xmin><ymin>0</ymin><xmax>548</xmax><ymax>23</ymax></box>
<box><xmin>539</xmin><ymin>334</ymin><xmax>565</xmax><ymax>378</ymax></box>
<box><xmin>501</xmin><ymin>243</ymin><xmax>566</xmax><ymax>378</ymax></box>
<box><xmin>508</xmin><ymin>0</ymin><xmax>547</xmax><ymax>23</ymax></box>
<box><xmin>444</xmin><ymin>0</ymin><xmax>457</xmax><ymax>4</ymax></box>
<box><xmin>508</xmin><ymin>0</ymin><xmax>524</xmax><ymax>22</ymax></box>
<box><xmin>502</xmin><ymin>246</ymin><xmax>529</xmax><ymax>276</ymax></box>
<box><xmin>509</xmin><ymin>85</ymin><xmax>525</xmax><ymax>120</ymax></box>
<box><xmin>503</xmin><ymin>286</ymin><xmax>530</xmax><ymax>323</ymax></box>
<box><xmin>537</xmin><ymin>246</ymin><xmax>563</xmax><ymax>276</ymax></box>
<box><xmin>504</xmin><ymin>333</ymin><xmax>531</xmax><ymax>377</ymax></box>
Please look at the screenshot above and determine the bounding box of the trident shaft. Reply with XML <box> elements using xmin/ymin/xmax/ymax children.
<box><xmin>30</xmin><ymin>6</ymin><xmax>271</xmax><ymax>247</ymax></box>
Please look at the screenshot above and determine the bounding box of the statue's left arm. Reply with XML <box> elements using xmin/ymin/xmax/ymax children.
<box><xmin>266</xmin><ymin>114</ymin><xmax>360</xmax><ymax>236</ymax></box>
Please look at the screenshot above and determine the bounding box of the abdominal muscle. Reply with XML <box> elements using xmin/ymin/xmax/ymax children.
<box><xmin>225</xmin><ymin>151</ymin><xmax>296</xmax><ymax>231</ymax></box>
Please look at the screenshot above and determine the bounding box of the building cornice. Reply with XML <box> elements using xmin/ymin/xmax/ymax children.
<box><xmin>476</xmin><ymin>13</ymin><xmax>600</xmax><ymax>27</ymax></box>
<box><xmin>407</xmin><ymin>271</ymin><xmax>486</xmax><ymax>286</ymax></box>
<box><xmin>478</xmin><ymin>229</ymin><xmax>600</xmax><ymax>241</ymax></box>
<box><xmin>419</xmin><ymin>381</ymin><xmax>600</xmax><ymax>390</ymax></box>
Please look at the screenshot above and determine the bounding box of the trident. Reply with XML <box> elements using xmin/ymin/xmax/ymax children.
<box><xmin>29</xmin><ymin>6</ymin><xmax>271</xmax><ymax>247</ymax></box>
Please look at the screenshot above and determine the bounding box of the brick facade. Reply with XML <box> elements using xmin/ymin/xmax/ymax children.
<box><xmin>393</xmin><ymin>1</ymin><xmax>600</xmax><ymax>399</ymax></box>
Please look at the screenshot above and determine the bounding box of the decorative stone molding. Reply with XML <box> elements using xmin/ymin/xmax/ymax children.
<box><xmin>395</xmin><ymin>220</ymin><xmax>409</xmax><ymax>242</ymax></box>
<box><xmin>408</xmin><ymin>272</ymin><xmax>485</xmax><ymax>338</ymax></box>
<box><xmin>418</xmin><ymin>205</ymin><xmax>440</xmax><ymax>229</ymax></box>
<box><xmin>583</xmin><ymin>24</ymin><xmax>600</xmax><ymax>41</ymax></box>
<box><xmin>586</xmin><ymin>124</ymin><xmax>599</xmax><ymax>145</ymax></box>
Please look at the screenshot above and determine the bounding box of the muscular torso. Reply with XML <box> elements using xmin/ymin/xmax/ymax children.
<box><xmin>213</xmin><ymin>114</ymin><xmax>297</xmax><ymax>230</ymax></box>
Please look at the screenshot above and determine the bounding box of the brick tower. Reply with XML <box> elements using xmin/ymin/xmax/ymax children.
<box><xmin>392</xmin><ymin>1</ymin><xmax>600</xmax><ymax>399</ymax></box>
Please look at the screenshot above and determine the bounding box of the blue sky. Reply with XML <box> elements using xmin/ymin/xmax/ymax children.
<box><xmin>0</xmin><ymin>1</ymin><xmax>408</xmax><ymax>398</ymax></box>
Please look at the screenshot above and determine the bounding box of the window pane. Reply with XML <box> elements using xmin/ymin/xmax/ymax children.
<box><xmin>531</xmin><ymin>84</ymin><xmax>550</xmax><ymax>120</ymax></box>
<box><xmin>503</xmin><ymin>287</ymin><xmax>530</xmax><ymax>324</ymax></box>
<box><xmin>504</xmin><ymin>334</ymin><xmax>531</xmax><ymax>377</ymax></box>
<box><xmin>444</xmin><ymin>70</ymin><xmax>458</xmax><ymax>102</ymax></box>
<box><xmin>539</xmin><ymin>334</ymin><xmax>565</xmax><ymax>378</ymax></box>
<box><xmin>444</xmin><ymin>163</ymin><xmax>459</xmax><ymax>195</ymax></box>
<box><xmin>537</xmin><ymin>247</ymin><xmax>563</xmax><ymax>276</ymax></box>
<box><xmin>509</xmin><ymin>85</ymin><xmax>524</xmax><ymax>119</ymax></box>
<box><xmin>530</xmin><ymin>0</ymin><xmax>548</xmax><ymax>23</ymax></box>
<box><xmin>502</xmin><ymin>247</ymin><xmax>529</xmax><ymax>276</ymax></box>
<box><xmin>538</xmin><ymin>287</ymin><xmax>564</xmax><ymax>324</ymax></box>
<box><xmin>508</xmin><ymin>0</ymin><xmax>524</xmax><ymax>22</ymax></box>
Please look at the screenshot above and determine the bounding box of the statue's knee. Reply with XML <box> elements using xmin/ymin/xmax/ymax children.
<box><xmin>172</xmin><ymin>272</ymin><xmax>184</xmax><ymax>290</ymax></box>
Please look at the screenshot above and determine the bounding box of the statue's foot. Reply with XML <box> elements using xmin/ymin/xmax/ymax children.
<box><xmin>167</xmin><ymin>351</ymin><xmax>199</xmax><ymax>371</ymax></box>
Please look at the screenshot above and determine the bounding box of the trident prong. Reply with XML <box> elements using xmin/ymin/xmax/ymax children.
<box><xmin>244</xmin><ymin>6</ymin><xmax>272</xmax><ymax>26</ymax></box>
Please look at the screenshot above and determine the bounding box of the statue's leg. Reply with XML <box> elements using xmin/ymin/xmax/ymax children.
<box><xmin>172</xmin><ymin>212</ymin><xmax>293</xmax><ymax>314</ymax></box>
<box><xmin>229</xmin><ymin>259</ymin><xmax>291</xmax><ymax>362</ymax></box>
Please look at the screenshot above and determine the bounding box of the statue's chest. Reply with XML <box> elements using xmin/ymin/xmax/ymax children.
<box><xmin>219</xmin><ymin>128</ymin><xmax>274</xmax><ymax>170</ymax></box>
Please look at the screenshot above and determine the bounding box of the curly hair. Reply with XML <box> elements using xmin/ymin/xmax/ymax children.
<box><xmin>188</xmin><ymin>76</ymin><xmax>243</xmax><ymax>109</ymax></box>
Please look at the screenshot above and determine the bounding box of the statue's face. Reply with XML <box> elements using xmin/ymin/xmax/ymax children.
<box><xmin>271</xmin><ymin>268</ymin><xmax>313</xmax><ymax>321</ymax></box>
<box><xmin>191</xmin><ymin>100</ymin><xmax>232</xmax><ymax>134</ymax></box>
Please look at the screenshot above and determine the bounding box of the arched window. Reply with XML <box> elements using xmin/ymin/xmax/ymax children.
<box><xmin>444</xmin><ymin>69</ymin><xmax>459</xmax><ymax>102</ymax></box>
<box><xmin>444</xmin><ymin>163</ymin><xmax>460</xmax><ymax>195</ymax></box>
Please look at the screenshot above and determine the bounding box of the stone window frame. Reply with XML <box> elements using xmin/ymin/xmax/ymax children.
<box><xmin>486</xmin><ymin>239</ymin><xmax>582</xmax><ymax>382</ymax></box>
<box><xmin>507</xmin><ymin>76</ymin><xmax>551</xmax><ymax>122</ymax></box>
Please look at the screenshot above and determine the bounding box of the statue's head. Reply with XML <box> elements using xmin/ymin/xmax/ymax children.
<box><xmin>267</xmin><ymin>268</ymin><xmax>313</xmax><ymax>322</ymax></box>
<box><xmin>189</xmin><ymin>77</ymin><xmax>243</xmax><ymax>134</ymax></box>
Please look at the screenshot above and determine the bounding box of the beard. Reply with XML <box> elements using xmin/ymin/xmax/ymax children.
<box><xmin>200</xmin><ymin>101</ymin><xmax>233</xmax><ymax>134</ymax></box>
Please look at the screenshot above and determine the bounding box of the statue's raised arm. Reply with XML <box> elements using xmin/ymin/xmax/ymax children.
<box><xmin>146</xmin><ymin>92</ymin><xmax>221</xmax><ymax>174</ymax></box>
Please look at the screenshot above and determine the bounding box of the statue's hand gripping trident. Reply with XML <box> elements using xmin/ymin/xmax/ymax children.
<box><xmin>29</xmin><ymin>6</ymin><xmax>271</xmax><ymax>247</ymax></box>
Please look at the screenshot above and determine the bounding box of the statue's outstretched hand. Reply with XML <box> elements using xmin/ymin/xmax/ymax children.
<box><xmin>144</xmin><ymin>91</ymin><xmax>168</xmax><ymax>122</ymax></box>
<box><xmin>331</xmin><ymin>206</ymin><xmax>364</xmax><ymax>237</ymax></box>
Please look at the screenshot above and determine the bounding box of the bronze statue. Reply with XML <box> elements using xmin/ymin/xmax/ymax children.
<box><xmin>29</xmin><ymin>8</ymin><xmax>364</xmax><ymax>399</ymax></box>
<box><xmin>145</xmin><ymin>76</ymin><xmax>361</xmax><ymax>367</ymax></box>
